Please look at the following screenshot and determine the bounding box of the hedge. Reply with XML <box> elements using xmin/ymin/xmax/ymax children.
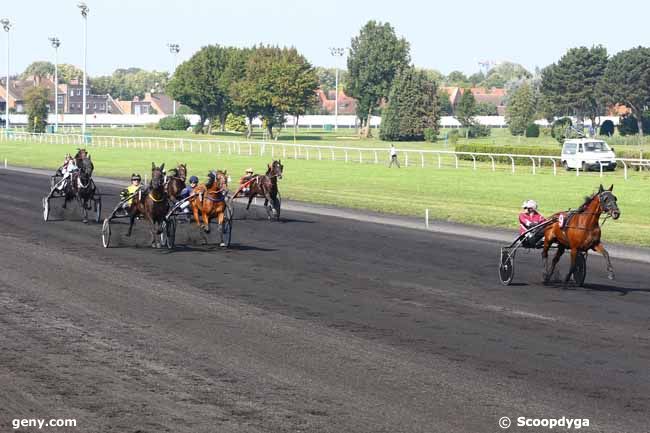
<box><xmin>455</xmin><ymin>143</ymin><xmax>641</xmax><ymax>166</ymax></box>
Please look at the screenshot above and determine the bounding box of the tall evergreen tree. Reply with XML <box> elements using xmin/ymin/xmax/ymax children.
<box><xmin>505</xmin><ymin>83</ymin><xmax>536</xmax><ymax>135</ymax></box>
<box><xmin>540</xmin><ymin>46</ymin><xmax>608</xmax><ymax>126</ymax></box>
<box><xmin>380</xmin><ymin>67</ymin><xmax>440</xmax><ymax>141</ymax></box>
<box><xmin>455</xmin><ymin>89</ymin><xmax>477</xmax><ymax>127</ymax></box>
<box><xmin>600</xmin><ymin>46</ymin><xmax>650</xmax><ymax>135</ymax></box>
<box><xmin>347</xmin><ymin>20</ymin><xmax>410</xmax><ymax>137</ymax></box>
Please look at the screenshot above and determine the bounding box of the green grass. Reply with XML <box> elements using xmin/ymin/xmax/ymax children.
<box><xmin>2</xmin><ymin>139</ymin><xmax>648</xmax><ymax>246</ymax></box>
<box><xmin>46</xmin><ymin>125</ymin><xmax>650</xmax><ymax>154</ymax></box>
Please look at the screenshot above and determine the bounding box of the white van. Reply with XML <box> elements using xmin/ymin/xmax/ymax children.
<box><xmin>560</xmin><ymin>139</ymin><xmax>617</xmax><ymax>171</ymax></box>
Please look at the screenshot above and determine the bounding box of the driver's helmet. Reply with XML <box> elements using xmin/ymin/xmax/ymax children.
<box><xmin>245</xmin><ymin>168</ymin><xmax>254</xmax><ymax>174</ymax></box>
<box><xmin>522</xmin><ymin>199</ymin><xmax>538</xmax><ymax>210</ymax></box>
<box><xmin>189</xmin><ymin>175</ymin><xmax>199</xmax><ymax>184</ymax></box>
<box><xmin>131</xmin><ymin>173</ymin><xmax>141</xmax><ymax>181</ymax></box>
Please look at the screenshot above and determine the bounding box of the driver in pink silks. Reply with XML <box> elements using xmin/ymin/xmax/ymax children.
<box><xmin>519</xmin><ymin>200</ymin><xmax>546</xmax><ymax>248</ymax></box>
<box><xmin>519</xmin><ymin>199</ymin><xmax>546</xmax><ymax>234</ymax></box>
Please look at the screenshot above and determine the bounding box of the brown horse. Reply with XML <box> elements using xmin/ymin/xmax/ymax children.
<box><xmin>190</xmin><ymin>170</ymin><xmax>229</xmax><ymax>247</ymax></box>
<box><xmin>61</xmin><ymin>149</ymin><xmax>96</xmax><ymax>223</ymax></box>
<box><xmin>127</xmin><ymin>162</ymin><xmax>170</xmax><ymax>248</ymax></box>
<box><xmin>165</xmin><ymin>163</ymin><xmax>187</xmax><ymax>201</ymax></box>
<box><xmin>233</xmin><ymin>160</ymin><xmax>283</xmax><ymax>220</ymax></box>
<box><xmin>542</xmin><ymin>184</ymin><xmax>620</xmax><ymax>287</ymax></box>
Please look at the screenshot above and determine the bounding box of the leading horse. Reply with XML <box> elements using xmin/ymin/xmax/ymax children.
<box><xmin>233</xmin><ymin>160</ymin><xmax>283</xmax><ymax>220</ymax></box>
<box><xmin>61</xmin><ymin>148</ymin><xmax>96</xmax><ymax>223</ymax></box>
<box><xmin>542</xmin><ymin>184</ymin><xmax>620</xmax><ymax>287</ymax></box>
<box><xmin>127</xmin><ymin>162</ymin><xmax>170</xmax><ymax>248</ymax></box>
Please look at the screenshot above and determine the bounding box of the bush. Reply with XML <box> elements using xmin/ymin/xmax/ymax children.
<box><xmin>225</xmin><ymin>113</ymin><xmax>247</xmax><ymax>133</ymax></box>
<box><xmin>468</xmin><ymin>123</ymin><xmax>491</xmax><ymax>138</ymax></box>
<box><xmin>540</xmin><ymin>127</ymin><xmax>551</xmax><ymax>137</ymax></box>
<box><xmin>159</xmin><ymin>115</ymin><xmax>190</xmax><ymax>131</ymax></box>
<box><xmin>599</xmin><ymin>120</ymin><xmax>615</xmax><ymax>136</ymax></box>
<box><xmin>618</xmin><ymin>115</ymin><xmax>639</xmax><ymax>136</ymax></box>
<box><xmin>551</xmin><ymin>117</ymin><xmax>572</xmax><ymax>144</ymax></box>
<box><xmin>424</xmin><ymin>128</ymin><xmax>438</xmax><ymax>142</ymax></box>
<box><xmin>455</xmin><ymin>143</ymin><xmax>560</xmax><ymax>166</ymax></box>
<box><xmin>525</xmin><ymin>123</ymin><xmax>540</xmax><ymax>137</ymax></box>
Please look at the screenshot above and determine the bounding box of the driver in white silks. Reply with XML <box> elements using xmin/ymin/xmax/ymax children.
<box><xmin>57</xmin><ymin>154</ymin><xmax>78</xmax><ymax>190</ymax></box>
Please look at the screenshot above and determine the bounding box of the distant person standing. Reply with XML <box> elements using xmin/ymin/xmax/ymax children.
<box><xmin>388</xmin><ymin>144</ymin><xmax>400</xmax><ymax>168</ymax></box>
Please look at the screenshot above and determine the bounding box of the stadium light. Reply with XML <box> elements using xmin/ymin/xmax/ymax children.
<box><xmin>49</xmin><ymin>37</ymin><xmax>61</xmax><ymax>132</ymax></box>
<box><xmin>1</xmin><ymin>18</ymin><xmax>11</xmax><ymax>129</ymax></box>
<box><xmin>329</xmin><ymin>47</ymin><xmax>345</xmax><ymax>131</ymax></box>
<box><xmin>77</xmin><ymin>2</ymin><xmax>89</xmax><ymax>135</ymax></box>
<box><xmin>167</xmin><ymin>43</ymin><xmax>180</xmax><ymax>115</ymax></box>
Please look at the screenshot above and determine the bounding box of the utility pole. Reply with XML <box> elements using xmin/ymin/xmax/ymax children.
<box><xmin>329</xmin><ymin>47</ymin><xmax>345</xmax><ymax>131</ymax></box>
<box><xmin>1</xmin><ymin>18</ymin><xmax>11</xmax><ymax>130</ymax></box>
<box><xmin>78</xmin><ymin>2</ymin><xmax>89</xmax><ymax>136</ymax></box>
<box><xmin>167</xmin><ymin>43</ymin><xmax>180</xmax><ymax>115</ymax></box>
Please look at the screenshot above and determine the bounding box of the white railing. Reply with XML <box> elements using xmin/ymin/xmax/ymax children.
<box><xmin>1</xmin><ymin>131</ymin><xmax>648</xmax><ymax>180</ymax></box>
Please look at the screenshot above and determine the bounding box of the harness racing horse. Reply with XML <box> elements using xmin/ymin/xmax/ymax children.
<box><xmin>234</xmin><ymin>160</ymin><xmax>283</xmax><ymax>220</ymax></box>
<box><xmin>165</xmin><ymin>163</ymin><xmax>187</xmax><ymax>201</ymax></box>
<box><xmin>542</xmin><ymin>184</ymin><xmax>620</xmax><ymax>287</ymax></box>
<box><xmin>127</xmin><ymin>162</ymin><xmax>170</xmax><ymax>248</ymax></box>
<box><xmin>61</xmin><ymin>149</ymin><xmax>96</xmax><ymax>223</ymax></box>
<box><xmin>190</xmin><ymin>170</ymin><xmax>229</xmax><ymax>247</ymax></box>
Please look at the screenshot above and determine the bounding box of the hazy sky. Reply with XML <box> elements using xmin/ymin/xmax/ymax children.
<box><xmin>1</xmin><ymin>0</ymin><xmax>648</xmax><ymax>77</ymax></box>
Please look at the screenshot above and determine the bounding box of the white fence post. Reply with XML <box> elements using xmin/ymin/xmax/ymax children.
<box><xmin>425</xmin><ymin>208</ymin><xmax>429</xmax><ymax>229</ymax></box>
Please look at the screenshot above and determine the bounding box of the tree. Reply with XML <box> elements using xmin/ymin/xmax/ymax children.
<box><xmin>91</xmin><ymin>68</ymin><xmax>169</xmax><ymax>100</ymax></box>
<box><xmin>25</xmin><ymin>86</ymin><xmax>50</xmax><ymax>133</ymax></box>
<box><xmin>455</xmin><ymin>89</ymin><xmax>477</xmax><ymax>127</ymax></box>
<box><xmin>541</xmin><ymin>46</ymin><xmax>608</xmax><ymax>126</ymax></box>
<box><xmin>166</xmin><ymin>45</ymin><xmax>230</xmax><ymax>133</ymax></box>
<box><xmin>347</xmin><ymin>20</ymin><xmax>410</xmax><ymax>137</ymax></box>
<box><xmin>505</xmin><ymin>83</ymin><xmax>536</xmax><ymax>135</ymax></box>
<box><xmin>482</xmin><ymin>62</ymin><xmax>531</xmax><ymax>88</ymax></box>
<box><xmin>600</xmin><ymin>46</ymin><xmax>650</xmax><ymax>135</ymax></box>
<box><xmin>475</xmin><ymin>101</ymin><xmax>498</xmax><ymax>115</ymax></box>
<box><xmin>232</xmin><ymin>46</ymin><xmax>318</xmax><ymax>139</ymax></box>
<box><xmin>21</xmin><ymin>61</ymin><xmax>54</xmax><ymax>79</ymax></box>
<box><xmin>57</xmin><ymin>64</ymin><xmax>84</xmax><ymax>83</ymax></box>
<box><xmin>380</xmin><ymin>67</ymin><xmax>440</xmax><ymax>141</ymax></box>
<box><xmin>437</xmin><ymin>88</ymin><xmax>453</xmax><ymax>115</ymax></box>
<box><xmin>315</xmin><ymin>67</ymin><xmax>348</xmax><ymax>94</ymax></box>
<box><xmin>446</xmin><ymin>71</ymin><xmax>469</xmax><ymax>87</ymax></box>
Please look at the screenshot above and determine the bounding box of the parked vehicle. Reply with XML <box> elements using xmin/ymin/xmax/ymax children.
<box><xmin>561</xmin><ymin>139</ymin><xmax>617</xmax><ymax>171</ymax></box>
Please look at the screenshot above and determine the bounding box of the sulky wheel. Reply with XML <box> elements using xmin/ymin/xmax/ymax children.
<box><xmin>42</xmin><ymin>196</ymin><xmax>50</xmax><ymax>222</ymax></box>
<box><xmin>499</xmin><ymin>248</ymin><xmax>515</xmax><ymax>286</ymax></box>
<box><xmin>161</xmin><ymin>218</ymin><xmax>177</xmax><ymax>250</ymax></box>
<box><xmin>222</xmin><ymin>205</ymin><xmax>233</xmax><ymax>248</ymax></box>
<box><xmin>573</xmin><ymin>252</ymin><xmax>587</xmax><ymax>287</ymax></box>
<box><xmin>94</xmin><ymin>197</ymin><xmax>102</xmax><ymax>223</ymax></box>
<box><xmin>101</xmin><ymin>218</ymin><xmax>111</xmax><ymax>248</ymax></box>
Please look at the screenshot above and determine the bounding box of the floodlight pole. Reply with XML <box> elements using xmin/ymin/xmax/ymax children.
<box><xmin>329</xmin><ymin>47</ymin><xmax>345</xmax><ymax>131</ymax></box>
<box><xmin>78</xmin><ymin>2</ymin><xmax>89</xmax><ymax>135</ymax></box>
<box><xmin>1</xmin><ymin>19</ymin><xmax>11</xmax><ymax>129</ymax></box>
<box><xmin>167</xmin><ymin>43</ymin><xmax>180</xmax><ymax>115</ymax></box>
<box><xmin>49</xmin><ymin>37</ymin><xmax>61</xmax><ymax>132</ymax></box>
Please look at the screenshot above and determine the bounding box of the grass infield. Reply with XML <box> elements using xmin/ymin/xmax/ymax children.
<box><xmin>1</xmin><ymin>139</ymin><xmax>648</xmax><ymax>246</ymax></box>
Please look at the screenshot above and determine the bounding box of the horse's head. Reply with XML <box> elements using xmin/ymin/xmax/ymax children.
<box><xmin>177</xmin><ymin>163</ymin><xmax>187</xmax><ymax>182</ymax></box>
<box><xmin>205</xmin><ymin>170</ymin><xmax>227</xmax><ymax>191</ymax></box>
<box><xmin>151</xmin><ymin>162</ymin><xmax>165</xmax><ymax>190</ymax></box>
<box><xmin>267</xmin><ymin>160</ymin><xmax>283</xmax><ymax>179</ymax></box>
<box><xmin>78</xmin><ymin>155</ymin><xmax>93</xmax><ymax>179</ymax></box>
<box><xmin>598</xmin><ymin>184</ymin><xmax>620</xmax><ymax>220</ymax></box>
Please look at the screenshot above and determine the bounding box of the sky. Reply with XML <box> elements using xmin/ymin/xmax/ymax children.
<box><xmin>1</xmin><ymin>0</ymin><xmax>649</xmax><ymax>77</ymax></box>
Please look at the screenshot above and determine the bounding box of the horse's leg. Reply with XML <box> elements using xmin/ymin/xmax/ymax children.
<box><xmin>564</xmin><ymin>248</ymin><xmax>578</xmax><ymax>288</ymax></box>
<box><xmin>547</xmin><ymin>245</ymin><xmax>565</xmax><ymax>283</ymax></box>
<box><xmin>126</xmin><ymin>212</ymin><xmax>136</xmax><ymax>237</ymax></box>
<box><xmin>217</xmin><ymin>205</ymin><xmax>225</xmax><ymax>247</ymax></box>
<box><xmin>542</xmin><ymin>235</ymin><xmax>552</xmax><ymax>280</ymax></box>
<box><xmin>262</xmin><ymin>188</ymin><xmax>273</xmax><ymax>220</ymax></box>
<box><xmin>246</xmin><ymin>194</ymin><xmax>254</xmax><ymax>211</ymax></box>
<box><xmin>202</xmin><ymin>206</ymin><xmax>210</xmax><ymax>233</ymax></box>
<box><xmin>80</xmin><ymin>197</ymin><xmax>88</xmax><ymax>223</ymax></box>
<box><xmin>593</xmin><ymin>243</ymin><xmax>615</xmax><ymax>280</ymax></box>
<box><xmin>191</xmin><ymin>201</ymin><xmax>202</xmax><ymax>230</ymax></box>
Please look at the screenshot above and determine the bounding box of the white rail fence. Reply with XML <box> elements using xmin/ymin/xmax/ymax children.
<box><xmin>2</xmin><ymin>131</ymin><xmax>648</xmax><ymax>180</ymax></box>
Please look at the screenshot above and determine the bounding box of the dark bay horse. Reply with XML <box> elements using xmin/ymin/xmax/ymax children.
<box><xmin>127</xmin><ymin>162</ymin><xmax>170</xmax><ymax>248</ymax></box>
<box><xmin>543</xmin><ymin>184</ymin><xmax>621</xmax><ymax>286</ymax></box>
<box><xmin>233</xmin><ymin>160</ymin><xmax>283</xmax><ymax>220</ymax></box>
<box><xmin>165</xmin><ymin>163</ymin><xmax>187</xmax><ymax>201</ymax></box>
<box><xmin>190</xmin><ymin>170</ymin><xmax>229</xmax><ymax>247</ymax></box>
<box><xmin>62</xmin><ymin>149</ymin><xmax>96</xmax><ymax>223</ymax></box>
